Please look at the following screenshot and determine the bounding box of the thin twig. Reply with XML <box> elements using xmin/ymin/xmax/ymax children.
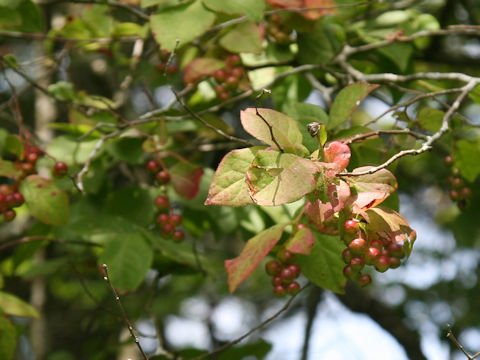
<box><xmin>0</xmin><ymin>236</ymin><xmax>100</xmax><ymax>251</ymax></box>
<box><xmin>101</xmin><ymin>264</ymin><xmax>149</xmax><ymax>360</ymax></box>
<box><xmin>193</xmin><ymin>283</ymin><xmax>310</xmax><ymax>360</ymax></box>
<box><xmin>343</xmin><ymin>129</ymin><xmax>427</xmax><ymax>145</ymax></box>
<box><xmin>446</xmin><ymin>325</ymin><xmax>480</xmax><ymax>360</ymax></box>
<box><xmin>255</xmin><ymin>89</ymin><xmax>284</xmax><ymax>152</ymax></box>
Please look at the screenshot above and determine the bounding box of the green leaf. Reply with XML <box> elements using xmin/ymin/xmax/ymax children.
<box><xmin>377</xmin><ymin>43</ymin><xmax>413</xmax><ymax>72</ymax></box>
<box><xmin>366</xmin><ymin>207</ymin><xmax>416</xmax><ymax>248</ymax></box>
<box><xmin>0</xmin><ymin>315</ymin><xmax>16</xmax><ymax>360</ymax></box>
<box><xmin>106</xmin><ymin>137</ymin><xmax>144</xmax><ymax>164</ymax></box>
<box><xmin>5</xmin><ymin>134</ymin><xmax>23</xmax><ymax>159</ymax></box>
<box><xmin>14</xmin><ymin>0</ymin><xmax>42</xmax><ymax>32</ymax></box>
<box><xmin>111</xmin><ymin>22</ymin><xmax>144</xmax><ymax>37</ymax></box>
<box><xmin>240</xmin><ymin>108</ymin><xmax>309</xmax><ymax>156</ymax></box>
<box><xmin>170</xmin><ymin>161</ymin><xmax>204</xmax><ymax>199</ymax></box>
<box><xmin>286</xmin><ymin>103</ymin><xmax>329</xmax><ymax>153</ymax></box>
<box><xmin>0</xmin><ymin>159</ymin><xmax>22</xmax><ymax>178</ymax></box>
<box><xmin>46</xmin><ymin>135</ymin><xmax>99</xmax><ymax>164</ymax></box>
<box><xmin>0</xmin><ymin>291</ymin><xmax>39</xmax><ymax>318</ymax></box>
<box><xmin>455</xmin><ymin>140</ymin><xmax>480</xmax><ymax>182</ymax></box>
<box><xmin>296</xmin><ymin>232</ymin><xmax>346</xmax><ymax>294</ymax></box>
<box><xmin>297</xmin><ymin>16</ymin><xmax>345</xmax><ymax>65</ymax></box>
<box><xmin>218</xmin><ymin>340</ymin><xmax>272</xmax><ymax>360</ymax></box>
<box><xmin>329</xmin><ymin>82</ymin><xmax>379</xmax><ymax>130</ymax></box>
<box><xmin>417</xmin><ymin>107</ymin><xmax>443</xmax><ymax>132</ymax></box>
<box><xmin>246</xmin><ymin>150</ymin><xmax>319</xmax><ymax>206</ymax></box>
<box><xmin>151</xmin><ymin>1</ymin><xmax>215</xmax><ymax>51</ymax></box>
<box><xmin>104</xmin><ymin>186</ymin><xmax>154</xmax><ymax>227</ymax></box>
<box><xmin>225</xmin><ymin>224</ymin><xmax>286</xmax><ymax>293</ymax></box>
<box><xmin>205</xmin><ymin>147</ymin><xmax>263</xmax><ymax>206</ymax></box>
<box><xmin>20</xmin><ymin>175</ymin><xmax>70</xmax><ymax>225</ymax></box>
<box><xmin>202</xmin><ymin>0</ymin><xmax>265</xmax><ymax>22</ymax></box>
<box><xmin>219</xmin><ymin>21</ymin><xmax>264</xmax><ymax>54</ymax></box>
<box><xmin>241</xmin><ymin>42</ymin><xmax>295</xmax><ymax>67</ymax></box>
<box><xmin>0</xmin><ymin>6</ymin><xmax>21</xmax><ymax>27</ymax></box>
<box><xmin>99</xmin><ymin>233</ymin><xmax>153</xmax><ymax>291</ymax></box>
<box><xmin>284</xmin><ymin>227</ymin><xmax>314</xmax><ymax>255</ymax></box>
<box><xmin>183</xmin><ymin>57</ymin><xmax>225</xmax><ymax>84</ymax></box>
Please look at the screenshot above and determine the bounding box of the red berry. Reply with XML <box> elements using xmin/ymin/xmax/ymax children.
<box><xmin>449</xmin><ymin>189</ymin><xmax>459</xmax><ymax>201</ymax></box>
<box><xmin>0</xmin><ymin>193</ymin><xmax>5</xmax><ymax>204</ymax></box>
<box><xmin>218</xmin><ymin>91</ymin><xmax>231</xmax><ymax>101</ymax></box>
<box><xmin>287</xmin><ymin>264</ymin><xmax>301</xmax><ymax>278</ymax></box>
<box><xmin>271</xmin><ymin>275</ymin><xmax>283</xmax><ymax>286</ymax></box>
<box><xmin>156</xmin><ymin>170</ymin><xmax>171</xmax><ymax>185</ymax></box>
<box><xmin>365</xmin><ymin>247</ymin><xmax>381</xmax><ymax>265</ymax></box>
<box><xmin>297</xmin><ymin>223</ymin><xmax>308</xmax><ymax>230</ymax></box>
<box><xmin>460</xmin><ymin>187</ymin><xmax>472</xmax><ymax>198</ymax></box>
<box><xmin>26</xmin><ymin>153</ymin><xmax>39</xmax><ymax>164</ymax></box>
<box><xmin>280</xmin><ymin>268</ymin><xmax>295</xmax><ymax>283</ymax></box>
<box><xmin>225</xmin><ymin>76</ymin><xmax>239</xmax><ymax>89</ymax></box>
<box><xmin>169</xmin><ymin>213</ymin><xmax>182</xmax><ymax>227</ymax></box>
<box><xmin>457</xmin><ymin>199</ymin><xmax>467</xmax><ymax>211</ymax></box>
<box><xmin>343</xmin><ymin>265</ymin><xmax>358</xmax><ymax>280</ymax></box>
<box><xmin>277</xmin><ymin>248</ymin><xmax>294</xmax><ymax>264</ymax></box>
<box><xmin>4</xmin><ymin>194</ymin><xmax>14</xmax><ymax>207</ymax></box>
<box><xmin>167</xmin><ymin>64</ymin><xmax>178</xmax><ymax>74</ymax></box>
<box><xmin>214</xmin><ymin>84</ymin><xmax>226</xmax><ymax>94</ymax></box>
<box><xmin>226</xmin><ymin>54</ymin><xmax>241</xmax><ymax>68</ymax></box>
<box><xmin>344</xmin><ymin>219</ymin><xmax>358</xmax><ymax>234</ymax></box>
<box><xmin>172</xmin><ymin>229</ymin><xmax>185</xmax><ymax>242</ymax></box>
<box><xmin>154</xmin><ymin>196</ymin><xmax>170</xmax><ymax>210</ymax></box>
<box><xmin>349</xmin><ymin>238</ymin><xmax>367</xmax><ymax>255</ymax></box>
<box><xmin>375</xmin><ymin>256</ymin><xmax>389</xmax><ymax>273</ymax></box>
<box><xmin>444</xmin><ymin>155</ymin><xmax>454</xmax><ymax>166</ymax></box>
<box><xmin>230</xmin><ymin>67</ymin><xmax>243</xmax><ymax>79</ymax></box>
<box><xmin>350</xmin><ymin>257</ymin><xmax>365</xmax><ymax>271</ymax></box>
<box><xmin>274</xmin><ymin>284</ymin><xmax>286</xmax><ymax>296</ymax></box>
<box><xmin>3</xmin><ymin>209</ymin><xmax>16</xmax><ymax>222</ymax></box>
<box><xmin>161</xmin><ymin>223</ymin><xmax>175</xmax><ymax>236</ymax></box>
<box><xmin>156</xmin><ymin>213</ymin><xmax>170</xmax><ymax>225</ymax></box>
<box><xmin>11</xmin><ymin>192</ymin><xmax>24</xmax><ymax>207</ymax></box>
<box><xmin>146</xmin><ymin>160</ymin><xmax>159</xmax><ymax>173</ymax></box>
<box><xmin>22</xmin><ymin>163</ymin><xmax>35</xmax><ymax>174</ymax></box>
<box><xmin>342</xmin><ymin>248</ymin><xmax>353</xmax><ymax>264</ymax></box>
<box><xmin>265</xmin><ymin>260</ymin><xmax>282</xmax><ymax>276</ymax></box>
<box><xmin>213</xmin><ymin>69</ymin><xmax>227</xmax><ymax>82</ymax></box>
<box><xmin>451</xmin><ymin>177</ymin><xmax>464</xmax><ymax>188</ymax></box>
<box><xmin>388</xmin><ymin>257</ymin><xmax>401</xmax><ymax>269</ymax></box>
<box><xmin>387</xmin><ymin>243</ymin><xmax>404</xmax><ymax>258</ymax></box>
<box><xmin>369</xmin><ymin>239</ymin><xmax>384</xmax><ymax>250</ymax></box>
<box><xmin>155</xmin><ymin>62</ymin><xmax>166</xmax><ymax>72</ymax></box>
<box><xmin>287</xmin><ymin>282</ymin><xmax>301</xmax><ymax>295</ymax></box>
<box><xmin>53</xmin><ymin>162</ymin><xmax>68</xmax><ymax>178</ymax></box>
<box><xmin>357</xmin><ymin>274</ymin><xmax>372</xmax><ymax>287</ymax></box>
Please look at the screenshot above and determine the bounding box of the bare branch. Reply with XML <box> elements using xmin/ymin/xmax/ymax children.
<box><xmin>343</xmin><ymin>129</ymin><xmax>427</xmax><ymax>145</ymax></box>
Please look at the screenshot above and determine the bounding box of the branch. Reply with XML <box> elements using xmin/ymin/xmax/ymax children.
<box><xmin>338</xmin><ymin>79</ymin><xmax>479</xmax><ymax>176</ymax></box>
<box><xmin>447</xmin><ymin>326</ymin><xmax>480</xmax><ymax>360</ymax></box>
<box><xmin>101</xmin><ymin>264</ymin><xmax>149</xmax><ymax>360</ymax></box>
<box><xmin>193</xmin><ymin>284</ymin><xmax>310</xmax><ymax>360</ymax></box>
<box><xmin>343</xmin><ymin>129</ymin><xmax>427</xmax><ymax>145</ymax></box>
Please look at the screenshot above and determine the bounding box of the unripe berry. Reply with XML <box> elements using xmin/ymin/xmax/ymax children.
<box><xmin>357</xmin><ymin>274</ymin><xmax>372</xmax><ymax>287</ymax></box>
<box><xmin>274</xmin><ymin>284</ymin><xmax>286</xmax><ymax>296</ymax></box>
<box><xmin>288</xmin><ymin>264</ymin><xmax>301</xmax><ymax>278</ymax></box>
<box><xmin>154</xmin><ymin>196</ymin><xmax>170</xmax><ymax>210</ymax></box>
<box><xmin>172</xmin><ymin>229</ymin><xmax>185</xmax><ymax>242</ymax></box>
<box><xmin>344</xmin><ymin>219</ymin><xmax>358</xmax><ymax>234</ymax></box>
<box><xmin>388</xmin><ymin>257</ymin><xmax>401</xmax><ymax>269</ymax></box>
<box><xmin>265</xmin><ymin>260</ymin><xmax>282</xmax><ymax>276</ymax></box>
<box><xmin>375</xmin><ymin>256</ymin><xmax>390</xmax><ymax>273</ymax></box>
<box><xmin>348</xmin><ymin>238</ymin><xmax>367</xmax><ymax>256</ymax></box>
<box><xmin>156</xmin><ymin>170</ymin><xmax>171</xmax><ymax>185</ymax></box>
<box><xmin>287</xmin><ymin>282</ymin><xmax>301</xmax><ymax>295</ymax></box>
<box><xmin>343</xmin><ymin>265</ymin><xmax>358</xmax><ymax>280</ymax></box>
<box><xmin>365</xmin><ymin>247</ymin><xmax>381</xmax><ymax>265</ymax></box>
<box><xmin>342</xmin><ymin>248</ymin><xmax>353</xmax><ymax>264</ymax></box>
<box><xmin>350</xmin><ymin>257</ymin><xmax>365</xmax><ymax>271</ymax></box>
<box><xmin>169</xmin><ymin>213</ymin><xmax>182</xmax><ymax>227</ymax></box>
<box><xmin>452</xmin><ymin>167</ymin><xmax>460</xmax><ymax>176</ymax></box>
<box><xmin>444</xmin><ymin>155</ymin><xmax>454</xmax><ymax>166</ymax></box>
<box><xmin>146</xmin><ymin>160</ymin><xmax>159</xmax><ymax>173</ymax></box>
<box><xmin>277</xmin><ymin>248</ymin><xmax>294</xmax><ymax>265</ymax></box>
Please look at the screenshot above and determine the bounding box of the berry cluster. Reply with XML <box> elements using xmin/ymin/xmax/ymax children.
<box><xmin>155</xmin><ymin>49</ymin><xmax>178</xmax><ymax>74</ymax></box>
<box><xmin>444</xmin><ymin>155</ymin><xmax>471</xmax><ymax>210</ymax></box>
<box><xmin>342</xmin><ymin>219</ymin><xmax>406</xmax><ymax>287</ymax></box>
<box><xmin>212</xmin><ymin>54</ymin><xmax>246</xmax><ymax>101</ymax></box>
<box><xmin>266</xmin><ymin>14</ymin><xmax>293</xmax><ymax>45</ymax></box>
<box><xmin>146</xmin><ymin>160</ymin><xmax>185</xmax><ymax>242</ymax></box>
<box><xmin>2</xmin><ymin>144</ymin><xmax>68</xmax><ymax>222</ymax></box>
<box><xmin>265</xmin><ymin>248</ymin><xmax>301</xmax><ymax>297</ymax></box>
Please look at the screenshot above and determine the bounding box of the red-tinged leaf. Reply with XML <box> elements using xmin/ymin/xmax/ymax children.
<box><xmin>345</xmin><ymin>167</ymin><xmax>398</xmax><ymax>210</ymax></box>
<box><xmin>328</xmin><ymin>82</ymin><xmax>380</xmax><ymax>130</ymax></box>
<box><xmin>285</xmin><ymin>227</ymin><xmax>314</xmax><ymax>255</ymax></box>
<box><xmin>0</xmin><ymin>159</ymin><xmax>22</xmax><ymax>178</ymax></box>
<box><xmin>183</xmin><ymin>57</ymin><xmax>225</xmax><ymax>85</ymax></box>
<box><xmin>366</xmin><ymin>207</ymin><xmax>416</xmax><ymax>250</ymax></box>
<box><xmin>225</xmin><ymin>224</ymin><xmax>286</xmax><ymax>293</ymax></box>
<box><xmin>303</xmin><ymin>0</ymin><xmax>337</xmax><ymax>20</ymax></box>
<box><xmin>205</xmin><ymin>147</ymin><xmax>264</xmax><ymax>206</ymax></box>
<box><xmin>268</xmin><ymin>0</ymin><xmax>302</xmax><ymax>7</ymax></box>
<box><xmin>19</xmin><ymin>175</ymin><xmax>69</xmax><ymax>225</ymax></box>
<box><xmin>323</xmin><ymin>141</ymin><xmax>351</xmax><ymax>170</ymax></box>
<box><xmin>240</xmin><ymin>108</ymin><xmax>309</xmax><ymax>156</ymax></box>
<box><xmin>246</xmin><ymin>150</ymin><xmax>320</xmax><ymax>206</ymax></box>
<box><xmin>170</xmin><ymin>161</ymin><xmax>204</xmax><ymax>199</ymax></box>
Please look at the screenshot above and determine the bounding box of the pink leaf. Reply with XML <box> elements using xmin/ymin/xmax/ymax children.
<box><xmin>225</xmin><ymin>224</ymin><xmax>286</xmax><ymax>293</ymax></box>
<box><xmin>169</xmin><ymin>162</ymin><xmax>203</xmax><ymax>199</ymax></box>
<box><xmin>366</xmin><ymin>207</ymin><xmax>416</xmax><ymax>245</ymax></box>
<box><xmin>285</xmin><ymin>227</ymin><xmax>314</xmax><ymax>255</ymax></box>
<box><xmin>323</xmin><ymin>141</ymin><xmax>351</xmax><ymax>171</ymax></box>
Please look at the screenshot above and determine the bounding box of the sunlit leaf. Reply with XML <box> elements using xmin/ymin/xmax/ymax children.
<box><xmin>170</xmin><ymin>161</ymin><xmax>204</xmax><ymax>199</ymax></box>
<box><xmin>219</xmin><ymin>21</ymin><xmax>264</xmax><ymax>54</ymax></box>
<box><xmin>0</xmin><ymin>291</ymin><xmax>39</xmax><ymax>318</ymax></box>
<box><xmin>366</xmin><ymin>207</ymin><xmax>416</xmax><ymax>248</ymax></box>
<box><xmin>285</xmin><ymin>227</ymin><xmax>314</xmax><ymax>255</ymax></box>
<box><xmin>183</xmin><ymin>57</ymin><xmax>225</xmax><ymax>84</ymax></box>
<box><xmin>203</xmin><ymin>0</ymin><xmax>265</xmax><ymax>22</ymax></box>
